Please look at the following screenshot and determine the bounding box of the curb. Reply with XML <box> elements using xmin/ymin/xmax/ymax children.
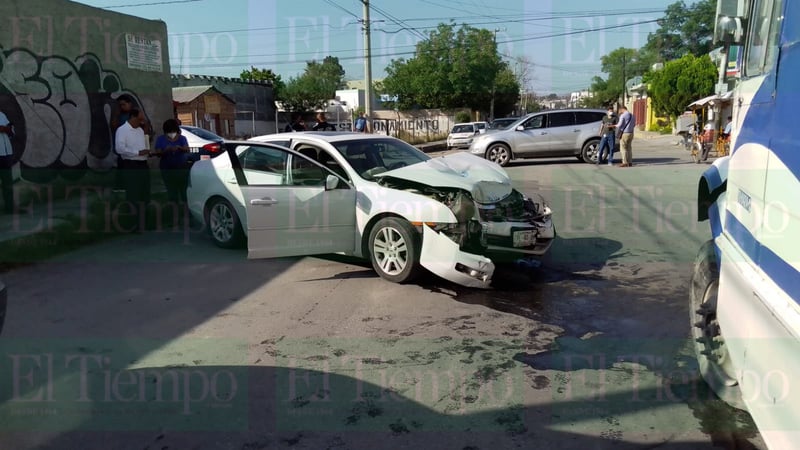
<box><xmin>0</xmin><ymin>280</ymin><xmax>6</xmax><ymax>335</ymax></box>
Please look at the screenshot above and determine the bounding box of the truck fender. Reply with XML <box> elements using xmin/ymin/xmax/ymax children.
<box><xmin>698</xmin><ymin>156</ymin><xmax>729</xmax><ymax>222</ymax></box>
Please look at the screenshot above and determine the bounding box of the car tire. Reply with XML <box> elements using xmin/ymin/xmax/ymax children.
<box><xmin>205</xmin><ymin>197</ymin><xmax>244</xmax><ymax>249</ymax></box>
<box><xmin>368</xmin><ymin>217</ymin><xmax>422</xmax><ymax>284</ymax></box>
<box><xmin>581</xmin><ymin>139</ymin><xmax>600</xmax><ymax>164</ymax></box>
<box><xmin>690</xmin><ymin>240</ymin><xmax>745</xmax><ymax>410</ymax></box>
<box><xmin>485</xmin><ymin>143</ymin><xmax>512</xmax><ymax>167</ymax></box>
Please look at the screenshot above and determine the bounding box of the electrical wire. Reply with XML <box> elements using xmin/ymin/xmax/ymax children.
<box><xmin>95</xmin><ymin>0</ymin><xmax>202</xmax><ymax>8</ymax></box>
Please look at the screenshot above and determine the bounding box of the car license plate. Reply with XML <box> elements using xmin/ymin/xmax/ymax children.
<box><xmin>513</xmin><ymin>230</ymin><xmax>536</xmax><ymax>247</ymax></box>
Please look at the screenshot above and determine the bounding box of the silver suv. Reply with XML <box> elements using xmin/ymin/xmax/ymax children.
<box><xmin>468</xmin><ymin>109</ymin><xmax>607</xmax><ymax>166</ymax></box>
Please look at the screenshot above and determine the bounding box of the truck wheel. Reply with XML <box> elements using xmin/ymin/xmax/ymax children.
<box><xmin>690</xmin><ymin>240</ymin><xmax>745</xmax><ymax>410</ymax></box>
<box><xmin>368</xmin><ymin>217</ymin><xmax>422</xmax><ymax>284</ymax></box>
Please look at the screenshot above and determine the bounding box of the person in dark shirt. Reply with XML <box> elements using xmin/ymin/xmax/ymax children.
<box><xmin>152</xmin><ymin>119</ymin><xmax>190</xmax><ymax>204</ymax></box>
<box><xmin>597</xmin><ymin>106</ymin><xmax>617</xmax><ymax>166</ymax></box>
<box><xmin>284</xmin><ymin>113</ymin><xmax>307</xmax><ymax>132</ymax></box>
<box><xmin>312</xmin><ymin>113</ymin><xmax>336</xmax><ymax>131</ymax></box>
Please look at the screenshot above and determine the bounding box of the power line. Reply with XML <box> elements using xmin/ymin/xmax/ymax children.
<box><xmin>369</xmin><ymin>3</ymin><xmax>428</xmax><ymax>41</ymax></box>
<box><xmin>169</xmin><ymin>16</ymin><xmax>659</xmax><ymax>63</ymax></box>
<box><xmin>99</xmin><ymin>0</ymin><xmax>201</xmax><ymax>8</ymax></box>
<box><xmin>323</xmin><ymin>0</ymin><xmax>361</xmax><ymax>21</ymax></box>
<box><xmin>163</xmin><ymin>7</ymin><xmax>662</xmax><ymax>38</ymax></box>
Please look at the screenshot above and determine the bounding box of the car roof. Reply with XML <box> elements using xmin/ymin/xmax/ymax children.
<box><xmin>249</xmin><ymin>131</ymin><xmax>407</xmax><ymax>144</ymax></box>
<box><xmin>521</xmin><ymin>108</ymin><xmax>605</xmax><ymax>119</ymax></box>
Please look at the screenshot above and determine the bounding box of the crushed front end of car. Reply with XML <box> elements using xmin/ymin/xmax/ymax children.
<box><xmin>376</xmin><ymin>175</ymin><xmax>554</xmax><ymax>289</ymax></box>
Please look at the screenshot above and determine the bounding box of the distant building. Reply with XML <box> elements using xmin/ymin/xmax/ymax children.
<box><xmin>569</xmin><ymin>90</ymin><xmax>590</xmax><ymax>107</ymax></box>
<box><xmin>538</xmin><ymin>98</ymin><xmax>568</xmax><ymax>110</ymax></box>
<box><xmin>171</xmin><ymin>74</ymin><xmax>277</xmax><ymax>136</ymax></box>
<box><xmin>172</xmin><ymin>86</ymin><xmax>236</xmax><ymax>138</ymax></box>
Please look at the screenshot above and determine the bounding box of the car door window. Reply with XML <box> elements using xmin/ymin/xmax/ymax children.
<box><xmin>522</xmin><ymin>115</ymin><xmax>546</xmax><ymax>130</ymax></box>
<box><xmin>547</xmin><ymin>112</ymin><xmax>576</xmax><ymax>128</ymax></box>
<box><xmin>290</xmin><ymin>153</ymin><xmax>330</xmax><ymax>186</ymax></box>
<box><xmin>237</xmin><ymin>146</ymin><xmax>288</xmax><ymax>185</ymax></box>
<box><xmin>575</xmin><ymin>112</ymin><xmax>604</xmax><ymax>125</ymax></box>
<box><xmin>294</xmin><ymin>143</ymin><xmax>350</xmax><ymax>181</ymax></box>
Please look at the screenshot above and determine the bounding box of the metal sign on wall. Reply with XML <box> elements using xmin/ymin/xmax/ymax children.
<box><xmin>125</xmin><ymin>34</ymin><xmax>164</xmax><ymax>73</ymax></box>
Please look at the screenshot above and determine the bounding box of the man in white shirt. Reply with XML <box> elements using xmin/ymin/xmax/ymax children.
<box><xmin>0</xmin><ymin>110</ymin><xmax>15</xmax><ymax>214</ymax></box>
<box><xmin>114</xmin><ymin>108</ymin><xmax>152</xmax><ymax>230</ymax></box>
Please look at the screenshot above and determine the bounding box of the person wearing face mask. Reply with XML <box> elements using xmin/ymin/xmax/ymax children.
<box><xmin>153</xmin><ymin>119</ymin><xmax>190</xmax><ymax>204</ymax></box>
<box><xmin>596</xmin><ymin>106</ymin><xmax>617</xmax><ymax>166</ymax></box>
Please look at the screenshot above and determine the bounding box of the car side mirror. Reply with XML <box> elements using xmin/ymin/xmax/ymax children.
<box><xmin>325</xmin><ymin>174</ymin><xmax>340</xmax><ymax>190</ymax></box>
<box><xmin>516</xmin><ymin>125</ymin><xmax>525</xmax><ymax>131</ymax></box>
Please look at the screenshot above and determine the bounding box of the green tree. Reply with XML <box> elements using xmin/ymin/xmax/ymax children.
<box><xmin>492</xmin><ymin>66</ymin><xmax>521</xmax><ymax>117</ymax></box>
<box><xmin>645</xmin><ymin>53</ymin><xmax>718</xmax><ymax>119</ymax></box>
<box><xmin>303</xmin><ymin>56</ymin><xmax>347</xmax><ymax>99</ymax></box>
<box><xmin>585</xmin><ymin>48</ymin><xmax>652</xmax><ymax>107</ymax></box>
<box><xmin>641</xmin><ymin>0</ymin><xmax>717</xmax><ymax>62</ymax></box>
<box><xmin>239</xmin><ymin>66</ymin><xmax>285</xmax><ymax>98</ymax></box>
<box><xmin>381</xmin><ymin>23</ymin><xmax>519</xmax><ymax>113</ymax></box>
<box><xmin>278</xmin><ymin>56</ymin><xmax>347</xmax><ymax>112</ymax></box>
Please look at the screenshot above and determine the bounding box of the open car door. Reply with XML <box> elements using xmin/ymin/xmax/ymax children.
<box><xmin>226</xmin><ymin>142</ymin><xmax>357</xmax><ymax>259</ymax></box>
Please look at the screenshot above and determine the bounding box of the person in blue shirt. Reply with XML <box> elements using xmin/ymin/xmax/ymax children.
<box><xmin>616</xmin><ymin>105</ymin><xmax>636</xmax><ymax>167</ymax></box>
<box><xmin>354</xmin><ymin>112</ymin><xmax>367</xmax><ymax>133</ymax></box>
<box><xmin>153</xmin><ymin>119</ymin><xmax>190</xmax><ymax>204</ymax></box>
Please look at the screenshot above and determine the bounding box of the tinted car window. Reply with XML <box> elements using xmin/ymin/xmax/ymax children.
<box><xmin>181</xmin><ymin>126</ymin><xmax>223</xmax><ymax>141</ymax></box>
<box><xmin>522</xmin><ymin>115</ymin><xmax>546</xmax><ymax>129</ymax></box>
<box><xmin>575</xmin><ymin>111</ymin><xmax>605</xmax><ymax>125</ymax></box>
<box><xmin>548</xmin><ymin>112</ymin><xmax>575</xmax><ymax>128</ymax></box>
<box><xmin>239</xmin><ymin>146</ymin><xmax>287</xmax><ymax>174</ymax></box>
<box><xmin>451</xmin><ymin>125</ymin><xmax>475</xmax><ymax>133</ymax></box>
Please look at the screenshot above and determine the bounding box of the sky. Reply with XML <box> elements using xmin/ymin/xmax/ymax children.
<box><xmin>75</xmin><ymin>0</ymin><xmax>681</xmax><ymax>95</ymax></box>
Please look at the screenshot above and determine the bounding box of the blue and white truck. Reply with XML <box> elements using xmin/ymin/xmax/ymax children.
<box><xmin>691</xmin><ymin>0</ymin><xmax>799</xmax><ymax>448</ymax></box>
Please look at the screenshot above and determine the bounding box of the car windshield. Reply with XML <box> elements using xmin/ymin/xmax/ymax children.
<box><xmin>452</xmin><ymin>125</ymin><xmax>474</xmax><ymax>133</ymax></box>
<box><xmin>331</xmin><ymin>138</ymin><xmax>431</xmax><ymax>181</ymax></box>
<box><xmin>182</xmin><ymin>126</ymin><xmax>222</xmax><ymax>141</ymax></box>
<box><xmin>491</xmin><ymin>119</ymin><xmax>518</xmax><ymax>129</ymax></box>
<box><xmin>475</xmin><ymin>123</ymin><xmax>486</xmax><ymax>130</ymax></box>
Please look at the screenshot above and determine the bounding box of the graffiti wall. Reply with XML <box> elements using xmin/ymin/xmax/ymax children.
<box><xmin>370</xmin><ymin>109</ymin><xmax>468</xmax><ymax>139</ymax></box>
<box><xmin>0</xmin><ymin>0</ymin><xmax>173</xmax><ymax>182</ymax></box>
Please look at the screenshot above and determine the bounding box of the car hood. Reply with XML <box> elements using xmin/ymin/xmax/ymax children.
<box><xmin>374</xmin><ymin>152</ymin><xmax>513</xmax><ymax>204</ymax></box>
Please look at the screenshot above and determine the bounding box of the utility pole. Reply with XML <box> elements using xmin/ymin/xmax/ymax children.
<box><xmin>621</xmin><ymin>52</ymin><xmax>627</xmax><ymax>109</ymax></box>
<box><xmin>361</xmin><ymin>0</ymin><xmax>373</xmax><ymax>132</ymax></box>
<box><xmin>489</xmin><ymin>28</ymin><xmax>503</xmax><ymax>122</ymax></box>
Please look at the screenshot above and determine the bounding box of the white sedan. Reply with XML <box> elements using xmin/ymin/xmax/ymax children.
<box><xmin>186</xmin><ymin>132</ymin><xmax>555</xmax><ymax>288</ymax></box>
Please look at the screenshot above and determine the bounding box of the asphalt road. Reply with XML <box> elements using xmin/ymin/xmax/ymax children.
<box><xmin>0</xmin><ymin>136</ymin><xmax>766</xmax><ymax>450</ymax></box>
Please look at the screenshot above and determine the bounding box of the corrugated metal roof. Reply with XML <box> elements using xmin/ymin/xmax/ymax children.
<box><xmin>172</xmin><ymin>86</ymin><xmax>236</xmax><ymax>104</ymax></box>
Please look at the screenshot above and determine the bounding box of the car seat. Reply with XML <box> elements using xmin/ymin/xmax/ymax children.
<box><xmin>318</xmin><ymin>151</ymin><xmax>347</xmax><ymax>178</ymax></box>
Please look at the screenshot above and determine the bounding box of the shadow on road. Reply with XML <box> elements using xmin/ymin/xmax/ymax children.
<box><xmin>0</xmin><ymin>355</ymin><xmax>759</xmax><ymax>449</ymax></box>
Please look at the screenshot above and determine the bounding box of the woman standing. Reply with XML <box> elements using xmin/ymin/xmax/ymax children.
<box><xmin>153</xmin><ymin>119</ymin><xmax>190</xmax><ymax>204</ymax></box>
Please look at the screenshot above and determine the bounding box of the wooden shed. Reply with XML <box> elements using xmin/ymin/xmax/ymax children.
<box><xmin>172</xmin><ymin>86</ymin><xmax>236</xmax><ymax>138</ymax></box>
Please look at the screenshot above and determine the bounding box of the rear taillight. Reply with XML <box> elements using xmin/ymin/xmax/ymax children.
<box><xmin>202</xmin><ymin>143</ymin><xmax>221</xmax><ymax>153</ymax></box>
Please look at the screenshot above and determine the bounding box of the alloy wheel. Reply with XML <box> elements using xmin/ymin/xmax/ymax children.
<box><xmin>210</xmin><ymin>202</ymin><xmax>235</xmax><ymax>243</ymax></box>
<box><xmin>373</xmin><ymin>226</ymin><xmax>408</xmax><ymax>276</ymax></box>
